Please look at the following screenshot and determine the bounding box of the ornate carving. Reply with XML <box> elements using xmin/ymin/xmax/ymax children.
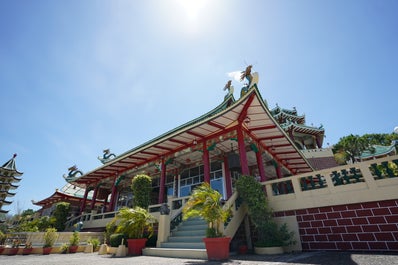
<box><xmin>98</xmin><ymin>149</ymin><xmax>116</xmax><ymax>164</ymax></box>
<box><xmin>63</xmin><ymin>165</ymin><xmax>83</xmax><ymax>183</ymax></box>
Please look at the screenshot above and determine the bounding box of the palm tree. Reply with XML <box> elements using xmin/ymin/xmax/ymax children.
<box><xmin>182</xmin><ymin>182</ymin><xmax>230</xmax><ymax>237</ymax></box>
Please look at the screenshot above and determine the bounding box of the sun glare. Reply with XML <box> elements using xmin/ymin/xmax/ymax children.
<box><xmin>177</xmin><ymin>0</ymin><xmax>208</xmax><ymax>22</ymax></box>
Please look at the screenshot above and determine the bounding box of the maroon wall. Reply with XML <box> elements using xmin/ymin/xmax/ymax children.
<box><xmin>275</xmin><ymin>199</ymin><xmax>398</xmax><ymax>251</ymax></box>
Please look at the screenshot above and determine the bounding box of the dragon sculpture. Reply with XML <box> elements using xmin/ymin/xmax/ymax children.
<box><xmin>239</xmin><ymin>65</ymin><xmax>259</xmax><ymax>97</ymax></box>
<box><xmin>63</xmin><ymin>165</ymin><xmax>83</xmax><ymax>183</ymax></box>
<box><xmin>98</xmin><ymin>149</ymin><xmax>116</xmax><ymax>164</ymax></box>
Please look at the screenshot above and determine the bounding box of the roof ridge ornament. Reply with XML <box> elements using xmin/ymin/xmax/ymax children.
<box><xmin>63</xmin><ymin>165</ymin><xmax>83</xmax><ymax>183</ymax></box>
<box><xmin>98</xmin><ymin>148</ymin><xmax>116</xmax><ymax>164</ymax></box>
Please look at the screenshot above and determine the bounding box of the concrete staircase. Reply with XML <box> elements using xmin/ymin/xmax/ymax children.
<box><xmin>143</xmin><ymin>218</ymin><xmax>208</xmax><ymax>259</ymax></box>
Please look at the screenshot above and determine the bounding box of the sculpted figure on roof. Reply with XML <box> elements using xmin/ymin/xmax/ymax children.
<box><xmin>98</xmin><ymin>148</ymin><xmax>116</xmax><ymax>164</ymax></box>
<box><xmin>223</xmin><ymin>80</ymin><xmax>234</xmax><ymax>100</ymax></box>
<box><xmin>240</xmin><ymin>65</ymin><xmax>259</xmax><ymax>97</ymax></box>
<box><xmin>63</xmin><ymin>165</ymin><xmax>83</xmax><ymax>183</ymax></box>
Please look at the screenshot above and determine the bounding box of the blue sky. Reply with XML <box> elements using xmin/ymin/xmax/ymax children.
<box><xmin>1</xmin><ymin>0</ymin><xmax>397</xmax><ymax>215</ymax></box>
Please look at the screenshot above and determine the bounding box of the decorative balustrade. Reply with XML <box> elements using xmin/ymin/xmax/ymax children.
<box><xmin>262</xmin><ymin>155</ymin><xmax>398</xmax><ymax>212</ymax></box>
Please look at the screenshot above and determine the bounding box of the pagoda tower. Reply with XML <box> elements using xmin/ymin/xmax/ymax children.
<box><xmin>270</xmin><ymin>104</ymin><xmax>325</xmax><ymax>150</ymax></box>
<box><xmin>0</xmin><ymin>154</ymin><xmax>23</xmax><ymax>222</ymax></box>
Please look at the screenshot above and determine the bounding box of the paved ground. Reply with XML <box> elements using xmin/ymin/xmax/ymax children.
<box><xmin>0</xmin><ymin>251</ymin><xmax>397</xmax><ymax>265</ymax></box>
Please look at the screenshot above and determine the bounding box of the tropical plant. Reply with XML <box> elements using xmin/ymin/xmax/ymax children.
<box><xmin>60</xmin><ymin>243</ymin><xmax>69</xmax><ymax>254</ymax></box>
<box><xmin>87</xmin><ymin>237</ymin><xmax>100</xmax><ymax>250</ymax></box>
<box><xmin>182</xmin><ymin>182</ymin><xmax>231</xmax><ymax>237</ymax></box>
<box><xmin>113</xmin><ymin>207</ymin><xmax>156</xmax><ymax>239</ymax></box>
<box><xmin>104</xmin><ymin>219</ymin><xmax>117</xmax><ymax>244</ymax></box>
<box><xmin>236</xmin><ymin>175</ymin><xmax>294</xmax><ymax>247</ymax></box>
<box><xmin>109</xmin><ymin>233</ymin><xmax>127</xmax><ymax>247</ymax></box>
<box><xmin>131</xmin><ymin>174</ymin><xmax>152</xmax><ymax>209</ymax></box>
<box><xmin>0</xmin><ymin>230</ymin><xmax>6</xmax><ymax>245</ymax></box>
<box><xmin>43</xmin><ymin>227</ymin><xmax>58</xmax><ymax>248</ymax></box>
<box><xmin>69</xmin><ymin>231</ymin><xmax>80</xmax><ymax>246</ymax></box>
<box><xmin>333</xmin><ymin>134</ymin><xmax>369</xmax><ymax>163</ymax></box>
<box><xmin>53</xmin><ymin>202</ymin><xmax>70</xmax><ymax>231</ymax></box>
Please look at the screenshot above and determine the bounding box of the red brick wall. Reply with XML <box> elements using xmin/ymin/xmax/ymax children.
<box><xmin>274</xmin><ymin>199</ymin><xmax>398</xmax><ymax>251</ymax></box>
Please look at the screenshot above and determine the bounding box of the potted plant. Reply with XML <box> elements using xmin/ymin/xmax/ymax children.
<box><xmin>113</xmin><ymin>206</ymin><xmax>156</xmax><ymax>255</ymax></box>
<box><xmin>68</xmin><ymin>231</ymin><xmax>80</xmax><ymax>253</ymax></box>
<box><xmin>7</xmin><ymin>239</ymin><xmax>20</xmax><ymax>255</ymax></box>
<box><xmin>182</xmin><ymin>182</ymin><xmax>231</xmax><ymax>261</ymax></box>
<box><xmin>42</xmin><ymin>228</ymin><xmax>58</xmax><ymax>255</ymax></box>
<box><xmin>60</xmin><ymin>243</ymin><xmax>69</xmax><ymax>254</ymax></box>
<box><xmin>0</xmin><ymin>231</ymin><xmax>6</xmax><ymax>254</ymax></box>
<box><xmin>87</xmin><ymin>237</ymin><xmax>100</xmax><ymax>252</ymax></box>
<box><xmin>236</xmin><ymin>175</ymin><xmax>295</xmax><ymax>254</ymax></box>
<box><xmin>22</xmin><ymin>241</ymin><xmax>33</xmax><ymax>255</ymax></box>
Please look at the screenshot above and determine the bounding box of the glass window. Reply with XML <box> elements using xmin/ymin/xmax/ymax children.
<box><xmin>180</xmin><ymin>186</ymin><xmax>191</xmax><ymax>197</ymax></box>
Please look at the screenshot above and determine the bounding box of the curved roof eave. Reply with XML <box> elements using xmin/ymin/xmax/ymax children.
<box><xmin>73</xmin><ymin>87</ymin><xmax>314</xmax><ymax>186</ymax></box>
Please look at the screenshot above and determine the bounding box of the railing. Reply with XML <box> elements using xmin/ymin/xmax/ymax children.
<box><xmin>64</xmin><ymin>211</ymin><xmax>116</xmax><ymax>231</ymax></box>
<box><xmin>262</xmin><ymin>155</ymin><xmax>398</xmax><ymax>212</ymax></box>
<box><xmin>223</xmin><ymin>190</ymin><xmax>248</xmax><ymax>238</ymax></box>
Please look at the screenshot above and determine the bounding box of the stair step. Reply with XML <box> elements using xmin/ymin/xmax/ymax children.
<box><xmin>181</xmin><ymin>219</ymin><xmax>206</xmax><ymax>226</ymax></box>
<box><xmin>172</xmin><ymin>229</ymin><xmax>206</xmax><ymax>237</ymax></box>
<box><xmin>168</xmin><ymin>236</ymin><xmax>204</xmax><ymax>242</ymax></box>
<box><xmin>160</xmin><ymin>241</ymin><xmax>205</xmax><ymax>249</ymax></box>
<box><xmin>143</xmin><ymin>247</ymin><xmax>207</xmax><ymax>260</ymax></box>
<box><xmin>177</xmin><ymin>224</ymin><xmax>208</xmax><ymax>231</ymax></box>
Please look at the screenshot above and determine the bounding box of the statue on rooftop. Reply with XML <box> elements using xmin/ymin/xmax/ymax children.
<box><xmin>98</xmin><ymin>149</ymin><xmax>116</xmax><ymax>164</ymax></box>
<box><xmin>63</xmin><ymin>165</ymin><xmax>83</xmax><ymax>183</ymax></box>
<box><xmin>239</xmin><ymin>65</ymin><xmax>259</xmax><ymax>97</ymax></box>
<box><xmin>223</xmin><ymin>80</ymin><xmax>234</xmax><ymax>100</ymax></box>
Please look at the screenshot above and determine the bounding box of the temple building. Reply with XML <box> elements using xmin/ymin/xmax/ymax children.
<box><xmin>0</xmin><ymin>154</ymin><xmax>22</xmax><ymax>222</ymax></box>
<box><xmin>34</xmin><ymin>66</ymin><xmax>336</xmax><ymax>219</ymax></box>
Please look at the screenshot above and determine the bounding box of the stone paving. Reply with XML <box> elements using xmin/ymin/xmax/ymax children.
<box><xmin>0</xmin><ymin>251</ymin><xmax>397</xmax><ymax>265</ymax></box>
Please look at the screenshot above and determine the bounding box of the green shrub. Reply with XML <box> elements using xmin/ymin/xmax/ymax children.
<box><xmin>236</xmin><ymin>175</ymin><xmax>294</xmax><ymax>247</ymax></box>
<box><xmin>87</xmin><ymin>237</ymin><xmax>100</xmax><ymax>250</ymax></box>
<box><xmin>69</xmin><ymin>231</ymin><xmax>80</xmax><ymax>246</ymax></box>
<box><xmin>131</xmin><ymin>174</ymin><xmax>152</xmax><ymax>209</ymax></box>
<box><xmin>109</xmin><ymin>233</ymin><xmax>127</xmax><ymax>247</ymax></box>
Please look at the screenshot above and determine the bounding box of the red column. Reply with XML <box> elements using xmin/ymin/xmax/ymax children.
<box><xmin>159</xmin><ymin>158</ymin><xmax>166</xmax><ymax>203</ymax></box>
<box><xmin>255</xmin><ymin>149</ymin><xmax>267</xmax><ymax>182</ymax></box>
<box><xmin>223</xmin><ymin>156</ymin><xmax>233</xmax><ymax>198</ymax></box>
<box><xmin>108</xmin><ymin>177</ymin><xmax>118</xmax><ymax>211</ymax></box>
<box><xmin>275</xmin><ymin>163</ymin><xmax>283</xmax><ymax>179</ymax></box>
<box><xmin>79</xmin><ymin>187</ymin><xmax>90</xmax><ymax>215</ymax></box>
<box><xmin>237</xmin><ymin>127</ymin><xmax>250</xmax><ymax>175</ymax></box>
<box><xmin>90</xmin><ymin>186</ymin><xmax>99</xmax><ymax>210</ymax></box>
<box><xmin>203</xmin><ymin>142</ymin><xmax>210</xmax><ymax>183</ymax></box>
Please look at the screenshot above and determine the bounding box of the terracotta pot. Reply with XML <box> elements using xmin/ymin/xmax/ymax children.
<box><xmin>126</xmin><ymin>238</ymin><xmax>147</xmax><ymax>256</ymax></box>
<box><xmin>22</xmin><ymin>248</ymin><xmax>33</xmax><ymax>255</ymax></box>
<box><xmin>42</xmin><ymin>247</ymin><xmax>52</xmax><ymax>255</ymax></box>
<box><xmin>238</xmin><ymin>245</ymin><xmax>248</xmax><ymax>255</ymax></box>
<box><xmin>69</xmin><ymin>245</ymin><xmax>79</xmax><ymax>253</ymax></box>
<box><xmin>203</xmin><ymin>237</ymin><xmax>231</xmax><ymax>261</ymax></box>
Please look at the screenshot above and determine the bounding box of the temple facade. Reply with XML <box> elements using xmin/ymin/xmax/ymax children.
<box><xmin>29</xmin><ymin>67</ymin><xmax>398</xmax><ymax>253</ymax></box>
<box><xmin>35</xmin><ymin>67</ymin><xmax>332</xmax><ymax>217</ymax></box>
<box><xmin>0</xmin><ymin>154</ymin><xmax>22</xmax><ymax>223</ymax></box>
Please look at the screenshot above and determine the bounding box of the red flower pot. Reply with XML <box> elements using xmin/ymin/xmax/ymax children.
<box><xmin>203</xmin><ymin>237</ymin><xmax>231</xmax><ymax>261</ymax></box>
<box><xmin>7</xmin><ymin>247</ymin><xmax>19</xmax><ymax>255</ymax></box>
<box><xmin>69</xmin><ymin>245</ymin><xmax>79</xmax><ymax>253</ymax></box>
<box><xmin>42</xmin><ymin>247</ymin><xmax>52</xmax><ymax>255</ymax></box>
<box><xmin>238</xmin><ymin>245</ymin><xmax>248</xmax><ymax>255</ymax></box>
<box><xmin>22</xmin><ymin>248</ymin><xmax>33</xmax><ymax>255</ymax></box>
<box><xmin>127</xmin><ymin>238</ymin><xmax>147</xmax><ymax>256</ymax></box>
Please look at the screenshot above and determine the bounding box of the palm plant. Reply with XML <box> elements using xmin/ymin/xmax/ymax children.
<box><xmin>114</xmin><ymin>207</ymin><xmax>156</xmax><ymax>239</ymax></box>
<box><xmin>182</xmin><ymin>182</ymin><xmax>230</xmax><ymax>237</ymax></box>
